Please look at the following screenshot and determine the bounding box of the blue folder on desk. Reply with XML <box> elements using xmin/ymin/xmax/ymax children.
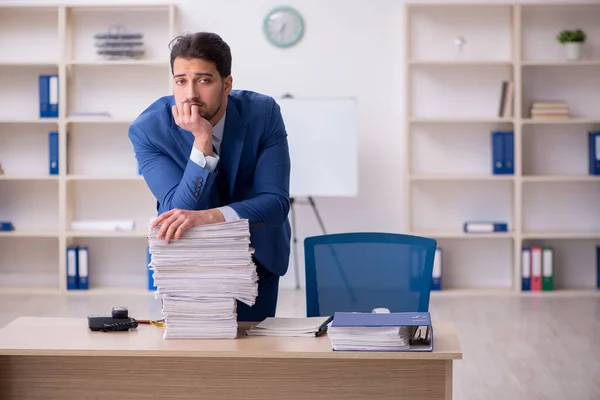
<box><xmin>330</xmin><ymin>312</ymin><xmax>433</xmax><ymax>352</ymax></box>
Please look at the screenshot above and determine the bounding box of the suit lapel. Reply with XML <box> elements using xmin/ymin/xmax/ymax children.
<box><xmin>221</xmin><ymin>98</ymin><xmax>247</xmax><ymax>198</ymax></box>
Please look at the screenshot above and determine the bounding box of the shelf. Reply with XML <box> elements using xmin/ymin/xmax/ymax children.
<box><xmin>406</xmin><ymin>3</ymin><xmax>600</xmax><ymax>294</ymax></box>
<box><xmin>0</xmin><ymin>62</ymin><xmax>59</xmax><ymax>67</ymax></box>
<box><xmin>0</xmin><ymin>286</ymin><xmax>154</xmax><ymax>295</ymax></box>
<box><xmin>0</xmin><ymin>3</ymin><xmax>176</xmax><ymax>295</ymax></box>
<box><xmin>413</xmin><ymin>231</ymin><xmax>513</xmax><ymax>239</ymax></box>
<box><xmin>0</xmin><ymin>180</ymin><xmax>59</xmax><ymax>232</ymax></box>
<box><xmin>409</xmin><ymin>60</ymin><xmax>512</xmax><ymax>67</ymax></box>
<box><xmin>66</xmin><ymin>175</ymin><xmax>144</xmax><ymax>181</ymax></box>
<box><xmin>523</xmin><ymin>182</ymin><xmax>600</xmax><ymax>233</ymax></box>
<box><xmin>0</xmin><ymin>286</ymin><xmax>60</xmax><ymax>295</ymax></box>
<box><xmin>430</xmin><ymin>288</ymin><xmax>600</xmax><ymax>297</ymax></box>
<box><xmin>65</xmin><ymin>286</ymin><xmax>153</xmax><ymax>295</ymax></box>
<box><xmin>522</xmin><ymin>232</ymin><xmax>600</xmax><ymax>240</ymax></box>
<box><xmin>0</xmin><ymin>231</ymin><xmax>59</xmax><ymax>238</ymax></box>
<box><xmin>521</xmin><ymin>60</ymin><xmax>600</xmax><ymax>67</ymax></box>
<box><xmin>0</xmin><ymin>7</ymin><xmax>59</xmax><ymax>65</ymax></box>
<box><xmin>66</xmin><ymin>117</ymin><xmax>134</xmax><ymax>124</ymax></box>
<box><xmin>522</xmin><ymin>175</ymin><xmax>600</xmax><ymax>183</ymax></box>
<box><xmin>66</xmin><ymin>231</ymin><xmax>148</xmax><ymax>238</ymax></box>
<box><xmin>410</xmin><ymin>174</ymin><xmax>514</xmax><ymax>182</ymax></box>
<box><xmin>67</xmin><ymin>60</ymin><xmax>168</xmax><ymax>66</ymax></box>
<box><xmin>410</xmin><ymin>118</ymin><xmax>514</xmax><ymax>124</ymax></box>
<box><xmin>0</xmin><ymin>175</ymin><xmax>58</xmax><ymax>181</ymax></box>
<box><xmin>66</xmin><ymin>5</ymin><xmax>172</xmax><ymax>63</ymax></box>
<box><xmin>521</xmin><ymin>118</ymin><xmax>600</xmax><ymax>125</ymax></box>
<box><xmin>0</xmin><ymin>118</ymin><xmax>59</xmax><ymax>124</ymax></box>
<box><xmin>410</xmin><ymin>63</ymin><xmax>513</xmax><ymax>120</ymax></box>
<box><xmin>0</xmin><ymin>236</ymin><xmax>59</xmax><ymax>288</ymax></box>
<box><xmin>411</xmin><ymin>180</ymin><xmax>512</xmax><ymax>233</ymax></box>
<box><xmin>67</xmin><ymin>65</ymin><xmax>169</xmax><ymax>121</ymax></box>
<box><xmin>408</xmin><ymin>4</ymin><xmax>512</xmax><ymax>64</ymax></box>
<box><xmin>0</xmin><ymin>64</ymin><xmax>59</xmax><ymax>120</ymax></box>
<box><xmin>430</xmin><ymin>288</ymin><xmax>514</xmax><ymax>297</ymax></box>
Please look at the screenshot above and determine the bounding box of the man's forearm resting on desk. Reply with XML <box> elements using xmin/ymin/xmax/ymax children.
<box><xmin>189</xmin><ymin>146</ymin><xmax>240</xmax><ymax>222</ymax></box>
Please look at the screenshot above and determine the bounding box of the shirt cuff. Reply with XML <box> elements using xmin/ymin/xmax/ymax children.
<box><xmin>217</xmin><ymin>206</ymin><xmax>241</xmax><ymax>222</ymax></box>
<box><xmin>190</xmin><ymin>146</ymin><xmax>219</xmax><ymax>173</ymax></box>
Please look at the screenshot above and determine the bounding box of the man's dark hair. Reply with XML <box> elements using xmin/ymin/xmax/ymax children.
<box><xmin>168</xmin><ymin>32</ymin><xmax>232</xmax><ymax>78</ymax></box>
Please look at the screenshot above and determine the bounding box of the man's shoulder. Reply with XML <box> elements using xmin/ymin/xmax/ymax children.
<box><xmin>228</xmin><ymin>90</ymin><xmax>279</xmax><ymax>121</ymax></box>
<box><xmin>130</xmin><ymin>95</ymin><xmax>174</xmax><ymax>132</ymax></box>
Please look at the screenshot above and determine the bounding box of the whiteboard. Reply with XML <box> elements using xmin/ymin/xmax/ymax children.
<box><xmin>277</xmin><ymin>97</ymin><xmax>358</xmax><ymax>198</ymax></box>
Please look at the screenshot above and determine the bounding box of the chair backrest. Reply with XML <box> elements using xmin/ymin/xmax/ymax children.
<box><xmin>304</xmin><ymin>232</ymin><xmax>437</xmax><ymax>317</ymax></box>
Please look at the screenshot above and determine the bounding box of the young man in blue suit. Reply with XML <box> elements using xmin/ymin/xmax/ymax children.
<box><xmin>128</xmin><ymin>32</ymin><xmax>292</xmax><ymax>322</ymax></box>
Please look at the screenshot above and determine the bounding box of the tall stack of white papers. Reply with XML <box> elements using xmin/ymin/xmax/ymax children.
<box><xmin>148</xmin><ymin>219</ymin><xmax>258</xmax><ymax>339</ymax></box>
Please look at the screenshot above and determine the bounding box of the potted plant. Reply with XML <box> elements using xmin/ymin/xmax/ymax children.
<box><xmin>556</xmin><ymin>29</ymin><xmax>586</xmax><ymax>60</ymax></box>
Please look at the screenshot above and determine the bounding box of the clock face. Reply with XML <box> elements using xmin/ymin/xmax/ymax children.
<box><xmin>263</xmin><ymin>6</ymin><xmax>304</xmax><ymax>48</ymax></box>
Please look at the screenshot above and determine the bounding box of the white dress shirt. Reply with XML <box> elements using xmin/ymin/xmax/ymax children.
<box><xmin>188</xmin><ymin>112</ymin><xmax>240</xmax><ymax>222</ymax></box>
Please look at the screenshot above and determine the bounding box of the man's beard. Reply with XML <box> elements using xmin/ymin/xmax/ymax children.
<box><xmin>201</xmin><ymin>94</ymin><xmax>222</xmax><ymax>121</ymax></box>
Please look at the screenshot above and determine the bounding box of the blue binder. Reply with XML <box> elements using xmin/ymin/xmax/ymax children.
<box><xmin>596</xmin><ymin>246</ymin><xmax>599</xmax><ymax>289</ymax></box>
<box><xmin>48</xmin><ymin>131</ymin><xmax>59</xmax><ymax>175</ymax></box>
<box><xmin>147</xmin><ymin>246</ymin><xmax>156</xmax><ymax>291</ymax></box>
<box><xmin>463</xmin><ymin>221</ymin><xmax>508</xmax><ymax>233</ymax></box>
<box><xmin>503</xmin><ymin>131</ymin><xmax>514</xmax><ymax>174</ymax></box>
<box><xmin>589</xmin><ymin>132</ymin><xmax>600</xmax><ymax>175</ymax></box>
<box><xmin>39</xmin><ymin>74</ymin><xmax>59</xmax><ymax>118</ymax></box>
<box><xmin>331</xmin><ymin>311</ymin><xmax>433</xmax><ymax>352</ymax></box>
<box><xmin>431</xmin><ymin>247</ymin><xmax>442</xmax><ymax>291</ymax></box>
<box><xmin>66</xmin><ymin>246</ymin><xmax>78</xmax><ymax>290</ymax></box>
<box><xmin>0</xmin><ymin>222</ymin><xmax>14</xmax><ymax>231</ymax></box>
<box><xmin>77</xmin><ymin>246</ymin><xmax>89</xmax><ymax>290</ymax></box>
<box><xmin>491</xmin><ymin>131</ymin><xmax>504</xmax><ymax>174</ymax></box>
<box><xmin>522</xmin><ymin>247</ymin><xmax>531</xmax><ymax>291</ymax></box>
<box><xmin>491</xmin><ymin>131</ymin><xmax>514</xmax><ymax>175</ymax></box>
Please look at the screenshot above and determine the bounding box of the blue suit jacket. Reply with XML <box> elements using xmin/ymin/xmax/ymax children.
<box><xmin>128</xmin><ymin>90</ymin><xmax>292</xmax><ymax>283</ymax></box>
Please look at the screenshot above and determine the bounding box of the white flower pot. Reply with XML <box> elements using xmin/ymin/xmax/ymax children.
<box><xmin>564</xmin><ymin>42</ymin><xmax>582</xmax><ymax>61</ymax></box>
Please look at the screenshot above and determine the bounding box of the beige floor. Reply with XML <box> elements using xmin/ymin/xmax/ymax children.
<box><xmin>1</xmin><ymin>289</ymin><xmax>599</xmax><ymax>400</ymax></box>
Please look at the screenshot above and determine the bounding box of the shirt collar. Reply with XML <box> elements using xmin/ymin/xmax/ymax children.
<box><xmin>213</xmin><ymin>111</ymin><xmax>226</xmax><ymax>143</ymax></box>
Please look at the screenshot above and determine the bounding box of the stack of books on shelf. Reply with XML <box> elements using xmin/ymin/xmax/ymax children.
<box><xmin>529</xmin><ymin>101</ymin><xmax>569</xmax><ymax>120</ymax></box>
<box><xmin>148</xmin><ymin>219</ymin><xmax>258</xmax><ymax>339</ymax></box>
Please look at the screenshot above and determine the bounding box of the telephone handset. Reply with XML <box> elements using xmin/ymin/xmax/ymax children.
<box><xmin>88</xmin><ymin>306</ymin><xmax>138</xmax><ymax>332</ymax></box>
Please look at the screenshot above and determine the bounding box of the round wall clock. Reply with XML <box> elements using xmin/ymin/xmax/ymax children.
<box><xmin>263</xmin><ymin>6</ymin><xmax>305</xmax><ymax>48</ymax></box>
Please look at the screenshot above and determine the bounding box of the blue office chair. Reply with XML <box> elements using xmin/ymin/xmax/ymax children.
<box><xmin>304</xmin><ymin>232</ymin><xmax>437</xmax><ymax>317</ymax></box>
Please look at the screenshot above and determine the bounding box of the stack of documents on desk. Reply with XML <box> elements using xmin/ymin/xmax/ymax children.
<box><xmin>328</xmin><ymin>312</ymin><xmax>433</xmax><ymax>352</ymax></box>
<box><xmin>246</xmin><ymin>316</ymin><xmax>333</xmax><ymax>337</ymax></box>
<box><xmin>148</xmin><ymin>219</ymin><xmax>258</xmax><ymax>339</ymax></box>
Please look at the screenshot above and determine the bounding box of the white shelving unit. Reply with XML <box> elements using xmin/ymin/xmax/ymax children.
<box><xmin>0</xmin><ymin>3</ymin><xmax>178</xmax><ymax>294</ymax></box>
<box><xmin>405</xmin><ymin>2</ymin><xmax>600</xmax><ymax>295</ymax></box>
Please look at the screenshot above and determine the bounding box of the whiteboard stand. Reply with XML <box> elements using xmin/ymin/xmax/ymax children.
<box><xmin>290</xmin><ymin>196</ymin><xmax>328</xmax><ymax>289</ymax></box>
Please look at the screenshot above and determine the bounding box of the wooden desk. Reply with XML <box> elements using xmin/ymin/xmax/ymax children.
<box><xmin>0</xmin><ymin>317</ymin><xmax>462</xmax><ymax>400</ymax></box>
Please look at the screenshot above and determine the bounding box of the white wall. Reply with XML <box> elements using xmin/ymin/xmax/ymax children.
<box><xmin>1</xmin><ymin>0</ymin><xmax>596</xmax><ymax>290</ymax></box>
<box><xmin>176</xmin><ymin>0</ymin><xmax>406</xmax><ymax>289</ymax></box>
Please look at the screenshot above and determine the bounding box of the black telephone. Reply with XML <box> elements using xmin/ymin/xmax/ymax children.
<box><xmin>88</xmin><ymin>306</ymin><xmax>138</xmax><ymax>332</ymax></box>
